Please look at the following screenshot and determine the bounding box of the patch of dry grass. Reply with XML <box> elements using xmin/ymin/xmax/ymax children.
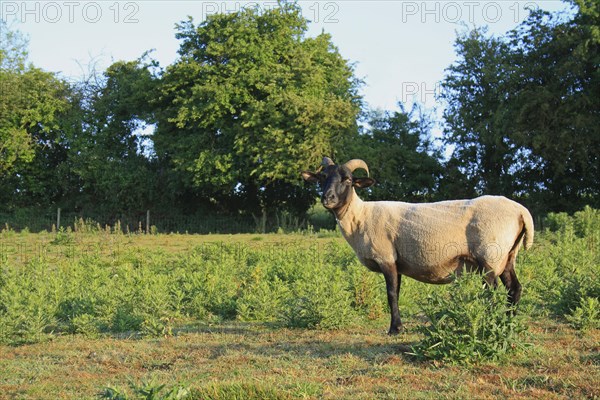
<box><xmin>0</xmin><ymin>320</ymin><xmax>598</xmax><ymax>399</ymax></box>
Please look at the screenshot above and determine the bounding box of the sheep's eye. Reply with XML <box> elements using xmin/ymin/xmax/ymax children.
<box><xmin>343</xmin><ymin>177</ymin><xmax>352</xmax><ymax>184</ymax></box>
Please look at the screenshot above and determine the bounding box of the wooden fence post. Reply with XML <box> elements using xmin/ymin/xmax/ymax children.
<box><xmin>57</xmin><ymin>208</ymin><xmax>61</xmax><ymax>230</ymax></box>
<box><xmin>146</xmin><ymin>210</ymin><xmax>150</xmax><ymax>234</ymax></box>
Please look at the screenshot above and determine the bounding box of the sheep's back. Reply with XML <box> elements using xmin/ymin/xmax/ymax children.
<box><xmin>361</xmin><ymin>196</ymin><xmax>527</xmax><ymax>280</ymax></box>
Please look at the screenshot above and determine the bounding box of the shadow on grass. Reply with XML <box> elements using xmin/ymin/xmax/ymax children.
<box><xmin>176</xmin><ymin>321</ymin><xmax>423</xmax><ymax>365</ymax></box>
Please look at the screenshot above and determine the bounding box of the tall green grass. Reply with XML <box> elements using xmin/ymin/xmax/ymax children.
<box><xmin>0</xmin><ymin>208</ymin><xmax>598</xmax><ymax>353</ymax></box>
<box><xmin>0</xmin><ymin>236</ymin><xmax>385</xmax><ymax>344</ymax></box>
<box><xmin>523</xmin><ymin>206</ymin><xmax>600</xmax><ymax>330</ymax></box>
<box><xmin>410</xmin><ymin>271</ymin><xmax>528</xmax><ymax>364</ymax></box>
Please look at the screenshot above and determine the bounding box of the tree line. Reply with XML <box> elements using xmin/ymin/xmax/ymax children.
<box><xmin>1</xmin><ymin>0</ymin><xmax>597</xmax><ymax>224</ymax></box>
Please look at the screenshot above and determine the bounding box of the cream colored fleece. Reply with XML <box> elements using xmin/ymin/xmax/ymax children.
<box><xmin>336</xmin><ymin>191</ymin><xmax>534</xmax><ymax>283</ymax></box>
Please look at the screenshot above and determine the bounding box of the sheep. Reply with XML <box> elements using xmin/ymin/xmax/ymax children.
<box><xmin>302</xmin><ymin>157</ymin><xmax>534</xmax><ymax>335</ymax></box>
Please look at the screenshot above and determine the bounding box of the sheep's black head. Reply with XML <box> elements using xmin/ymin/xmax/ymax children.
<box><xmin>301</xmin><ymin>157</ymin><xmax>375</xmax><ymax>211</ymax></box>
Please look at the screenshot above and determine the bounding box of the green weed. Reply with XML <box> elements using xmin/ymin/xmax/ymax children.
<box><xmin>566</xmin><ymin>296</ymin><xmax>600</xmax><ymax>332</ymax></box>
<box><xmin>51</xmin><ymin>227</ymin><xmax>74</xmax><ymax>245</ymax></box>
<box><xmin>410</xmin><ymin>271</ymin><xmax>529</xmax><ymax>364</ymax></box>
<box><xmin>100</xmin><ymin>379</ymin><xmax>191</xmax><ymax>400</ymax></box>
<box><xmin>282</xmin><ymin>263</ymin><xmax>356</xmax><ymax>329</ymax></box>
<box><xmin>0</xmin><ymin>209</ymin><xmax>598</xmax><ymax>347</ymax></box>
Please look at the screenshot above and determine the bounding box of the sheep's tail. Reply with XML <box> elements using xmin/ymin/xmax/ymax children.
<box><xmin>520</xmin><ymin>207</ymin><xmax>535</xmax><ymax>251</ymax></box>
<box><xmin>510</xmin><ymin>205</ymin><xmax>534</xmax><ymax>253</ymax></box>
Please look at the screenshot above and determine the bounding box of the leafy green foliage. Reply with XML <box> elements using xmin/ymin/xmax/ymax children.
<box><xmin>441</xmin><ymin>4</ymin><xmax>600</xmax><ymax>211</ymax></box>
<box><xmin>0</xmin><ymin>22</ymin><xmax>54</xmax><ymax>170</ymax></box>
<box><xmin>521</xmin><ymin>206</ymin><xmax>600</xmax><ymax>330</ymax></box>
<box><xmin>441</xmin><ymin>28</ymin><xmax>515</xmax><ymax>196</ymax></box>
<box><xmin>0</xmin><ymin>22</ymin><xmax>161</xmax><ymax>215</ymax></box>
<box><xmin>506</xmin><ymin>4</ymin><xmax>600</xmax><ymax>212</ymax></box>
<box><xmin>237</xmin><ymin>271</ymin><xmax>289</xmax><ymax>323</ymax></box>
<box><xmin>343</xmin><ymin>104</ymin><xmax>444</xmax><ymax>202</ymax></box>
<box><xmin>101</xmin><ymin>379</ymin><xmax>191</xmax><ymax>400</ymax></box>
<box><xmin>154</xmin><ymin>4</ymin><xmax>361</xmax><ymax>216</ymax></box>
<box><xmin>2</xmin><ymin>3</ymin><xmax>599</xmax><ymax>221</ymax></box>
<box><xmin>0</xmin><ymin>234</ymin><xmax>384</xmax><ymax>344</ymax></box>
<box><xmin>65</xmin><ymin>56</ymin><xmax>161</xmax><ymax>214</ymax></box>
<box><xmin>50</xmin><ymin>227</ymin><xmax>74</xmax><ymax>245</ymax></box>
<box><xmin>410</xmin><ymin>271</ymin><xmax>528</xmax><ymax>364</ymax></box>
<box><xmin>0</xmin><ymin>20</ymin><xmax>71</xmax><ymax>206</ymax></box>
<box><xmin>282</xmin><ymin>263</ymin><xmax>356</xmax><ymax>329</ymax></box>
<box><xmin>566</xmin><ymin>296</ymin><xmax>600</xmax><ymax>331</ymax></box>
<box><xmin>2</xmin><ymin>208</ymin><xmax>599</xmax><ymax>346</ymax></box>
<box><xmin>0</xmin><ymin>258</ymin><xmax>59</xmax><ymax>344</ymax></box>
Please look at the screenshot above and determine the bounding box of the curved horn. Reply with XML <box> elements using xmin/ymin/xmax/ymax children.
<box><xmin>343</xmin><ymin>159</ymin><xmax>369</xmax><ymax>177</ymax></box>
<box><xmin>322</xmin><ymin>157</ymin><xmax>334</xmax><ymax>167</ymax></box>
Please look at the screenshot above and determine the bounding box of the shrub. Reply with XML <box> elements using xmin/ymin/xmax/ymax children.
<box><xmin>306</xmin><ymin>201</ymin><xmax>336</xmax><ymax>231</ymax></box>
<box><xmin>282</xmin><ymin>264</ymin><xmax>356</xmax><ymax>329</ymax></box>
<box><xmin>544</xmin><ymin>212</ymin><xmax>573</xmax><ymax>235</ymax></box>
<box><xmin>51</xmin><ymin>227</ymin><xmax>75</xmax><ymax>245</ymax></box>
<box><xmin>520</xmin><ymin>208</ymin><xmax>599</xmax><ymax>331</ymax></box>
<box><xmin>101</xmin><ymin>379</ymin><xmax>191</xmax><ymax>400</ymax></box>
<box><xmin>545</xmin><ymin>206</ymin><xmax>600</xmax><ymax>239</ymax></box>
<box><xmin>573</xmin><ymin>206</ymin><xmax>600</xmax><ymax>239</ymax></box>
<box><xmin>410</xmin><ymin>271</ymin><xmax>528</xmax><ymax>364</ymax></box>
<box><xmin>55</xmin><ymin>296</ymin><xmax>102</xmax><ymax>334</ymax></box>
<box><xmin>111</xmin><ymin>305</ymin><xmax>144</xmax><ymax>333</ymax></box>
<box><xmin>9</xmin><ymin>211</ymin><xmax>600</xmax><ymax>346</ymax></box>
<box><xmin>0</xmin><ymin>259</ymin><xmax>59</xmax><ymax>344</ymax></box>
<box><xmin>237</xmin><ymin>271</ymin><xmax>290</xmax><ymax>323</ymax></box>
<box><xmin>565</xmin><ymin>296</ymin><xmax>600</xmax><ymax>332</ymax></box>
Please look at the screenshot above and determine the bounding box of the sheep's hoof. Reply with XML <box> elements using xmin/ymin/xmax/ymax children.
<box><xmin>388</xmin><ymin>326</ymin><xmax>403</xmax><ymax>335</ymax></box>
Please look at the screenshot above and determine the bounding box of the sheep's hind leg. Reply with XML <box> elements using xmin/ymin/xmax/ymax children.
<box><xmin>500</xmin><ymin>251</ymin><xmax>522</xmax><ymax>311</ymax></box>
<box><xmin>381</xmin><ymin>264</ymin><xmax>403</xmax><ymax>335</ymax></box>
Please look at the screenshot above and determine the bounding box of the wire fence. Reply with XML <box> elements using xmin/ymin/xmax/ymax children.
<box><xmin>0</xmin><ymin>208</ymin><xmax>574</xmax><ymax>236</ymax></box>
<box><xmin>0</xmin><ymin>208</ymin><xmax>335</xmax><ymax>234</ymax></box>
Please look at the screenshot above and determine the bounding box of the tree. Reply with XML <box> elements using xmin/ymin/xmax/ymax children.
<box><xmin>506</xmin><ymin>2</ymin><xmax>600</xmax><ymax>211</ymax></box>
<box><xmin>440</xmin><ymin>28</ymin><xmax>517</xmax><ymax>196</ymax></box>
<box><xmin>342</xmin><ymin>104</ymin><xmax>444</xmax><ymax>202</ymax></box>
<box><xmin>0</xmin><ymin>22</ymin><xmax>71</xmax><ymax>209</ymax></box>
<box><xmin>65</xmin><ymin>56</ymin><xmax>161</xmax><ymax>213</ymax></box>
<box><xmin>153</xmin><ymin>4</ymin><xmax>361</xmax><ymax>216</ymax></box>
<box><xmin>0</xmin><ymin>21</ymin><xmax>69</xmax><ymax>176</ymax></box>
<box><xmin>441</xmin><ymin>0</ymin><xmax>599</xmax><ymax>212</ymax></box>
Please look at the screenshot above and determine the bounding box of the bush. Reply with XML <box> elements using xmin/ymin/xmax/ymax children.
<box><xmin>410</xmin><ymin>271</ymin><xmax>528</xmax><ymax>364</ymax></box>
<box><xmin>282</xmin><ymin>264</ymin><xmax>356</xmax><ymax>330</ymax></box>
<box><xmin>237</xmin><ymin>271</ymin><xmax>290</xmax><ymax>323</ymax></box>
<box><xmin>306</xmin><ymin>201</ymin><xmax>336</xmax><ymax>231</ymax></box>
<box><xmin>4</xmin><ymin>208</ymin><xmax>597</xmax><ymax>346</ymax></box>
<box><xmin>0</xmin><ymin>259</ymin><xmax>59</xmax><ymax>344</ymax></box>
<box><xmin>544</xmin><ymin>212</ymin><xmax>573</xmax><ymax>236</ymax></box>
<box><xmin>566</xmin><ymin>296</ymin><xmax>600</xmax><ymax>332</ymax></box>
<box><xmin>101</xmin><ymin>379</ymin><xmax>191</xmax><ymax>400</ymax></box>
<box><xmin>528</xmin><ymin>210</ymin><xmax>600</xmax><ymax>329</ymax></box>
<box><xmin>545</xmin><ymin>205</ymin><xmax>600</xmax><ymax>239</ymax></box>
<box><xmin>573</xmin><ymin>206</ymin><xmax>600</xmax><ymax>239</ymax></box>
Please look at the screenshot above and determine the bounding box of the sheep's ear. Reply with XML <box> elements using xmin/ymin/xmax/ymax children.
<box><xmin>301</xmin><ymin>171</ymin><xmax>320</xmax><ymax>184</ymax></box>
<box><xmin>353</xmin><ymin>177</ymin><xmax>375</xmax><ymax>188</ymax></box>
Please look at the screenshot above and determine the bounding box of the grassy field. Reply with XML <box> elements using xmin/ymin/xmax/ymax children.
<box><xmin>0</xmin><ymin>210</ymin><xmax>599</xmax><ymax>399</ymax></box>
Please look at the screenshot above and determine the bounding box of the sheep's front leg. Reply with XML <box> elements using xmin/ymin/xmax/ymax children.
<box><xmin>382</xmin><ymin>264</ymin><xmax>403</xmax><ymax>335</ymax></box>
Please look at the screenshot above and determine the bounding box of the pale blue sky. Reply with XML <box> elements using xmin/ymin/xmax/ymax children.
<box><xmin>2</xmin><ymin>1</ymin><xmax>570</xmax><ymax>111</ymax></box>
